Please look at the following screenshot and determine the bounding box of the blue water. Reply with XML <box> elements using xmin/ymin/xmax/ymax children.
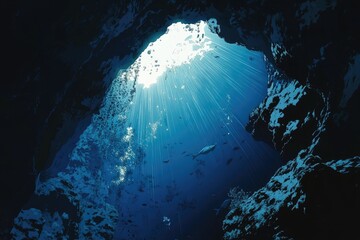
<box><xmin>114</xmin><ymin>35</ymin><xmax>281</xmax><ymax>239</ymax></box>
<box><xmin>23</xmin><ymin>22</ymin><xmax>281</xmax><ymax>240</ymax></box>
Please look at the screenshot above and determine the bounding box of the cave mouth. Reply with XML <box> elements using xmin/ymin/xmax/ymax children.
<box><xmin>12</xmin><ymin>19</ymin><xmax>282</xmax><ymax>240</ymax></box>
<box><xmin>123</xmin><ymin>20</ymin><xmax>215</xmax><ymax>88</ymax></box>
<box><xmin>112</xmin><ymin>19</ymin><xmax>282</xmax><ymax>239</ymax></box>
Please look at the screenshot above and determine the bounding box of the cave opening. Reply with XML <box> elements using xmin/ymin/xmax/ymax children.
<box><xmin>13</xmin><ymin>19</ymin><xmax>282</xmax><ymax>240</ymax></box>
<box><xmin>109</xmin><ymin>19</ymin><xmax>282</xmax><ymax>239</ymax></box>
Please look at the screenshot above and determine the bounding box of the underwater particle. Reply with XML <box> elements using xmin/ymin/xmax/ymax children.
<box><xmin>62</xmin><ymin>212</ymin><xmax>69</xmax><ymax>220</ymax></box>
<box><xmin>226</xmin><ymin>94</ymin><xmax>231</xmax><ymax>103</ymax></box>
<box><xmin>178</xmin><ymin>199</ymin><xmax>197</xmax><ymax>210</ymax></box>
<box><xmin>162</xmin><ymin>216</ymin><xmax>171</xmax><ymax>227</ymax></box>
<box><xmin>196</xmin><ymin>159</ymin><xmax>206</xmax><ymax>167</ymax></box>
<box><xmin>194</xmin><ymin>168</ymin><xmax>204</xmax><ymax>179</ymax></box>
<box><xmin>138</xmin><ymin>181</ymin><xmax>145</xmax><ymax>192</ymax></box>
<box><xmin>149</xmin><ymin>121</ymin><xmax>160</xmax><ymax>139</ymax></box>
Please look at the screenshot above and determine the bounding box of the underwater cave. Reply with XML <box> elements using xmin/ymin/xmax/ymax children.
<box><xmin>2</xmin><ymin>1</ymin><xmax>360</xmax><ymax>240</ymax></box>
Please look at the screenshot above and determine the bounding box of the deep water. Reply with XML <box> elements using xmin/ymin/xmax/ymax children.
<box><xmin>12</xmin><ymin>22</ymin><xmax>282</xmax><ymax>240</ymax></box>
<box><xmin>113</xmin><ymin>27</ymin><xmax>282</xmax><ymax>239</ymax></box>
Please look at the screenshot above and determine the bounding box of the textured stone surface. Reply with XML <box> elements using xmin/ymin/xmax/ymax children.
<box><xmin>223</xmin><ymin>154</ymin><xmax>360</xmax><ymax>239</ymax></box>
<box><xmin>246</xmin><ymin>60</ymin><xmax>325</xmax><ymax>160</ymax></box>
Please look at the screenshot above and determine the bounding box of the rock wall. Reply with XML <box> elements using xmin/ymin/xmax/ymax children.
<box><xmin>220</xmin><ymin>0</ymin><xmax>360</xmax><ymax>239</ymax></box>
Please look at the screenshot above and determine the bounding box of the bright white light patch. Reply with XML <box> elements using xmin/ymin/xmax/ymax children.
<box><xmin>123</xmin><ymin>21</ymin><xmax>214</xmax><ymax>88</ymax></box>
<box><xmin>113</xmin><ymin>165</ymin><xmax>127</xmax><ymax>185</ymax></box>
<box><xmin>122</xmin><ymin>127</ymin><xmax>134</xmax><ymax>142</ymax></box>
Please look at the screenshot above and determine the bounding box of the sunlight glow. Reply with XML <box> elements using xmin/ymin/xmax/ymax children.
<box><xmin>122</xmin><ymin>20</ymin><xmax>216</xmax><ymax>88</ymax></box>
<box><xmin>125</xmin><ymin>18</ymin><xmax>267</xmax><ymax>151</ymax></box>
<box><xmin>118</xmin><ymin>18</ymin><xmax>268</xmax><ymax>189</ymax></box>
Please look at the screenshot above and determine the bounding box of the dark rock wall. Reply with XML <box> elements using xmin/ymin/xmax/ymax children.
<box><xmin>2</xmin><ymin>0</ymin><xmax>359</xmax><ymax>239</ymax></box>
<box><xmin>219</xmin><ymin>0</ymin><xmax>360</xmax><ymax>239</ymax></box>
<box><xmin>223</xmin><ymin>155</ymin><xmax>360</xmax><ymax>239</ymax></box>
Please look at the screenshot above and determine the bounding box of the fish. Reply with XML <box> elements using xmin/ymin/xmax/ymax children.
<box><xmin>214</xmin><ymin>199</ymin><xmax>231</xmax><ymax>216</ymax></box>
<box><xmin>192</xmin><ymin>144</ymin><xmax>216</xmax><ymax>159</ymax></box>
<box><xmin>163</xmin><ymin>159</ymin><xmax>170</xmax><ymax>163</ymax></box>
<box><xmin>178</xmin><ymin>199</ymin><xmax>196</xmax><ymax>210</ymax></box>
<box><xmin>232</xmin><ymin>146</ymin><xmax>240</xmax><ymax>151</ymax></box>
